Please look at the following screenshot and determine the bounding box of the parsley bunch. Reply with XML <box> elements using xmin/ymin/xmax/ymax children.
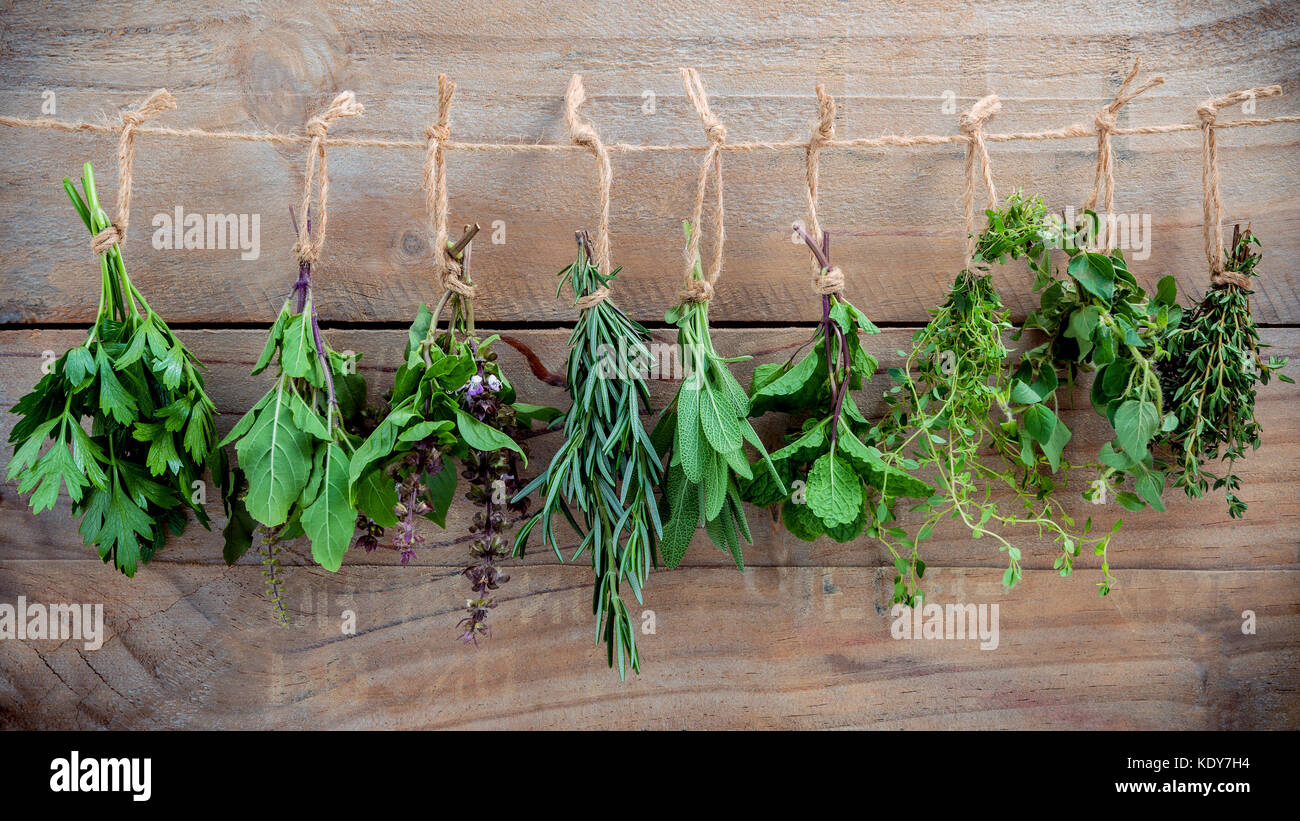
<box><xmin>514</xmin><ymin>232</ymin><xmax>661</xmax><ymax>678</ymax></box>
<box><xmin>1160</xmin><ymin>225</ymin><xmax>1291</xmax><ymax>517</ymax></box>
<box><xmin>8</xmin><ymin>163</ymin><xmax>218</xmax><ymax>576</ymax></box>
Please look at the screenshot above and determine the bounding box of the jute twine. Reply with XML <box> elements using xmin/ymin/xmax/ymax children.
<box><xmin>680</xmin><ymin>67</ymin><xmax>727</xmax><ymax>303</ymax></box>
<box><xmin>3</xmin><ymin>68</ymin><xmax>1296</xmax><ymax>297</ymax></box>
<box><xmin>1198</xmin><ymin>84</ymin><xmax>1283</xmax><ymax>288</ymax></box>
<box><xmin>1084</xmin><ymin>58</ymin><xmax>1165</xmax><ymax>225</ymax></box>
<box><xmin>960</xmin><ymin>93</ymin><xmax>1000</xmax><ymax>267</ymax></box>
<box><xmin>564</xmin><ymin>74</ymin><xmax>615</xmax><ymax>311</ymax></box>
<box><xmin>293</xmin><ymin>91</ymin><xmax>363</xmax><ymax>265</ymax></box>
<box><xmin>90</xmin><ymin>89</ymin><xmax>176</xmax><ymax>255</ymax></box>
<box><xmin>424</xmin><ymin>74</ymin><xmax>475</xmax><ymax>298</ymax></box>
<box><xmin>806</xmin><ymin>84</ymin><xmax>844</xmax><ymax>296</ymax></box>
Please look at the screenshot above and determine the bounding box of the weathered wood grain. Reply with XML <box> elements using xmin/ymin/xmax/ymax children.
<box><xmin>1</xmin><ymin>328</ymin><xmax>1296</xmax><ymax>580</ymax></box>
<box><xmin>0</xmin><ymin>1</ymin><xmax>1297</xmax><ymax>325</ymax></box>
<box><xmin>1</xmin><ymin>562</ymin><xmax>1294</xmax><ymax>729</ymax></box>
<box><xmin>1</xmin><ymin>0</ymin><xmax>1297</xmax><ymax>730</ymax></box>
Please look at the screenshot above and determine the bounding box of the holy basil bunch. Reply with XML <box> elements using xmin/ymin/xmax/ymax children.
<box><xmin>1160</xmin><ymin>225</ymin><xmax>1291</xmax><ymax>517</ymax></box>
<box><xmin>653</xmin><ymin>221</ymin><xmax>779</xmax><ymax>570</ymax></box>
<box><xmin>8</xmin><ymin>163</ymin><xmax>218</xmax><ymax>576</ymax></box>
<box><xmin>349</xmin><ymin>236</ymin><xmax>555</xmax><ymax>643</ymax></box>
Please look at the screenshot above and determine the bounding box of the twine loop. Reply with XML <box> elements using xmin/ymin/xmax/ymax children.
<box><xmin>294</xmin><ymin>91</ymin><xmax>362</xmax><ymax>266</ymax></box>
<box><xmin>805</xmin><ymin>84</ymin><xmax>839</xmax><ymax>293</ymax></box>
<box><xmin>680</xmin><ymin>278</ymin><xmax>715</xmax><ymax>303</ymax></box>
<box><xmin>960</xmin><ymin>93</ymin><xmax>1000</xmax><ymax>267</ymax></box>
<box><xmin>90</xmin><ymin>88</ymin><xmax>176</xmax><ymax>255</ymax></box>
<box><xmin>423</xmin><ymin>75</ymin><xmax>475</xmax><ymax>298</ymax></box>
<box><xmin>680</xmin><ymin>67</ymin><xmax>727</xmax><ymax>303</ymax></box>
<box><xmin>564</xmin><ymin>74</ymin><xmax>614</xmax><ymax>287</ymax></box>
<box><xmin>1085</xmin><ymin>59</ymin><xmax>1165</xmax><ymax>222</ymax></box>
<box><xmin>1198</xmin><ymin>84</ymin><xmax>1283</xmax><ymax>281</ymax></box>
<box><xmin>574</xmin><ymin>284</ymin><xmax>611</xmax><ymax>310</ymax></box>
<box><xmin>813</xmin><ymin>266</ymin><xmax>845</xmax><ymax>295</ymax></box>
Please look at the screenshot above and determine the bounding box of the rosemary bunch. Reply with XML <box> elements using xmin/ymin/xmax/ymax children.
<box><xmin>653</xmin><ymin>221</ymin><xmax>779</xmax><ymax>569</ymax></box>
<box><xmin>514</xmin><ymin>232</ymin><xmax>661</xmax><ymax>678</ymax></box>
<box><xmin>8</xmin><ymin>163</ymin><xmax>218</xmax><ymax>576</ymax></box>
<box><xmin>1160</xmin><ymin>225</ymin><xmax>1291</xmax><ymax>517</ymax></box>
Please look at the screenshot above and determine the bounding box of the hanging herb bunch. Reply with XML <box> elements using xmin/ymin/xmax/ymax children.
<box><xmin>8</xmin><ymin>163</ymin><xmax>218</xmax><ymax>576</ymax></box>
<box><xmin>872</xmin><ymin>209</ymin><xmax>1115</xmax><ymax>604</ymax></box>
<box><xmin>218</xmin><ymin>209</ymin><xmax>373</xmax><ymax>623</ymax></box>
<box><xmin>653</xmin><ymin>221</ymin><xmax>779</xmax><ymax>570</ymax></box>
<box><xmin>349</xmin><ymin>224</ymin><xmax>556</xmax><ymax>644</ymax></box>
<box><xmin>741</xmin><ymin>226</ymin><xmax>931</xmax><ymax>560</ymax></box>
<box><xmin>1160</xmin><ymin>225</ymin><xmax>1290</xmax><ymax>517</ymax></box>
<box><xmin>514</xmin><ymin>231</ymin><xmax>660</xmax><ymax>678</ymax></box>
<box><xmin>970</xmin><ymin>190</ymin><xmax>1181</xmax><ymax>594</ymax></box>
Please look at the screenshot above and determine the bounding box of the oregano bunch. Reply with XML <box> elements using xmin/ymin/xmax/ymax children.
<box><xmin>349</xmin><ymin>229</ymin><xmax>555</xmax><ymax>643</ymax></box>
<box><xmin>218</xmin><ymin>213</ymin><xmax>371</xmax><ymax>622</ymax></box>
<box><xmin>8</xmin><ymin>162</ymin><xmax>218</xmax><ymax>576</ymax></box>
<box><xmin>514</xmin><ymin>232</ymin><xmax>661</xmax><ymax>678</ymax></box>
<box><xmin>653</xmin><ymin>220</ymin><xmax>779</xmax><ymax>570</ymax></box>
<box><xmin>998</xmin><ymin>191</ymin><xmax>1181</xmax><ymax>528</ymax></box>
<box><xmin>741</xmin><ymin>226</ymin><xmax>931</xmax><ymax>552</ymax></box>
<box><xmin>965</xmin><ymin>190</ymin><xmax>1182</xmax><ymax>594</ymax></box>
<box><xmin>1160</xmin><ymin>225</ymin><xmax>1291</xmax><ymax>517</ymax></box>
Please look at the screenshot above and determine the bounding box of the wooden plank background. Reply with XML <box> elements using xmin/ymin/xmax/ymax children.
<box><xmin>0</xmin><ymin>0</ymin><xmax>1297</xmax><ymax>729</ymax></box>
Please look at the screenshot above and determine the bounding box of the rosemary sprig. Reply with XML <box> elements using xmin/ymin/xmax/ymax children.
<box><xmin>1160</xmin><ymin>225</ymin><xmax>1291</xmax><ymax>517</ymax></box>
<box><xmin>514</xmin><ymin>231</ymin><xmax>661</xmax><ymax>678</ymax></box>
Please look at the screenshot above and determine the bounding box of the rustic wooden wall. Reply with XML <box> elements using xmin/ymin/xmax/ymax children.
<box><xmin>1</xmin><ymin>0</ymin><xmax>1297</xmax><ymax>729</ymax></box>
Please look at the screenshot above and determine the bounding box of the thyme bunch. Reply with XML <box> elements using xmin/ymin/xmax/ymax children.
<box><xmin>1160</xmin><ymin>225</ymin><xmax>1291</xmax><ymax>516</ymax></box>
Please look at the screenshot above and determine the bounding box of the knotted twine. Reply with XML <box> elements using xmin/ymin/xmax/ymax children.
<box><xmin>959</xmin><ymin>93</ymin><xmax>1001</xmax><ymax>267</ymax></box>
<box><xmin>294</xmin><ymin>91</ymin><xmax>363</xmax><ymax>266</ymax></box>
<box><xmin>1198</xmin><ymin>84</ymin><xmax>1283</xmax><ymax>288</ymax></box>
<box><xmin>564</xmin><ymin>74</ymin><xmax>615</xmax><ymax>310</ymax></box>
<box><xmin>90</xmin><ymin>89</ymin><xmax>176</xmax><ymax>255</ymax></box>
<box><xmin>423</xmin><ymin>74</ymin><xmax>475</xmax><ymax>298</ymax></box>
<box><xmin>806</xmin><ymin>84</ymin><xmax>844</xmax><ymax>296</ymax></box>
<box><xmin>1084</xmin><ymin>58</ymin><xmax>1165</xmax><ymax>225</ymax></box>
<box><xmin>680</xmin><ymin>68</ymin><xmax>727</xmax><ymax>303</ymax></box>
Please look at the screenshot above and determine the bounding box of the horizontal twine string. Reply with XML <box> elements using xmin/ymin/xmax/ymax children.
<box><xmin>4</xmin><ymin>113</ymin><xmax>1297</xmax><ymax>153</ymax></box>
